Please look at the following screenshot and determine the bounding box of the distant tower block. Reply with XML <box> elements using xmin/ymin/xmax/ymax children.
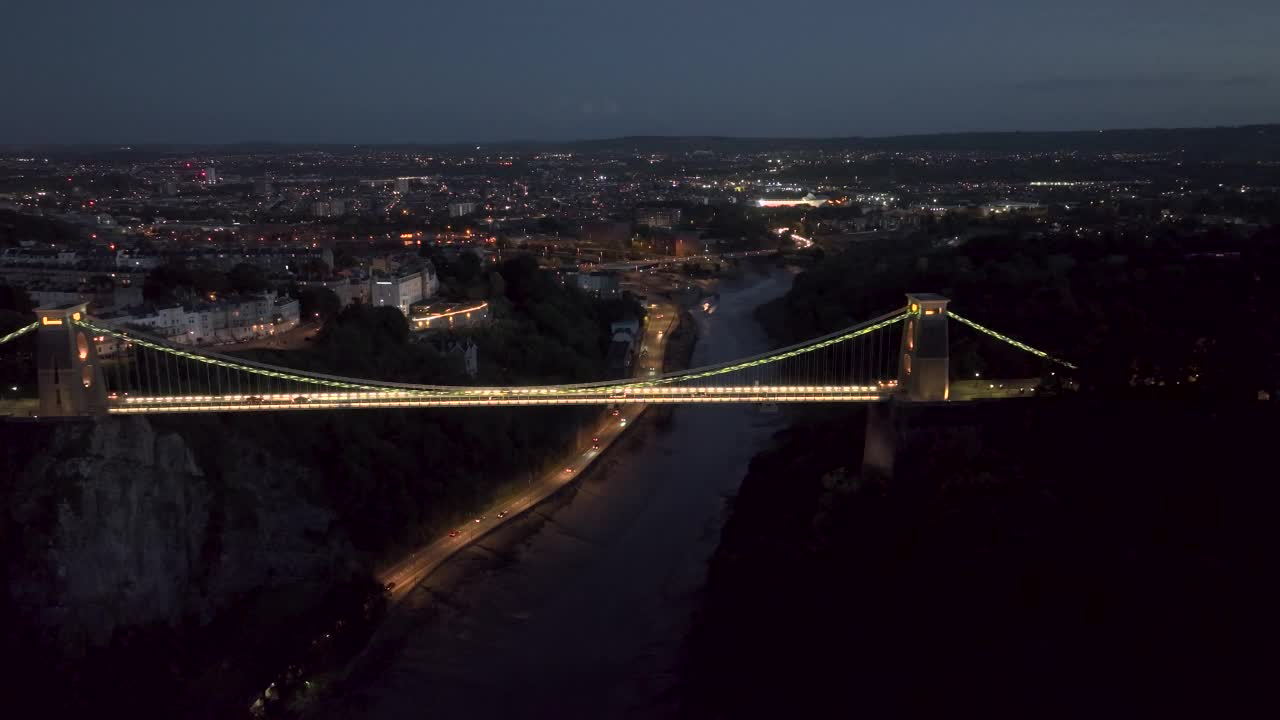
<box><xmin>34</xmin><ymin>302</ymin><xmax>107</xmax><ymax>417</ymax></box>
<box><xmin>899</xmin><ymin>293</ymin><xmax>950</xmax><ymax>402</ymax></box>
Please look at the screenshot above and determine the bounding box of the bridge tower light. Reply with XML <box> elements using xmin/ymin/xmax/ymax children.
<box><xmin>34</xmin><ymin>302</ymin><xmax>107</xmax><ymax>417</ymax></box>
<box><xmin>899</xmin><ymin>293</ymin><xmax>949</xmax><ymax>402</ymax></box>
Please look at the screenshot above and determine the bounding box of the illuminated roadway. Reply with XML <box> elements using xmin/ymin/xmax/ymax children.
<box><xmin>376</xmin><ymin>301</ymin><xmax>681</xmax><ymax>603</ymax></box>
<box><xmin>105</xmin><ymin>385</ymin><xmax>893</xmax><ymax>413</ymax></box>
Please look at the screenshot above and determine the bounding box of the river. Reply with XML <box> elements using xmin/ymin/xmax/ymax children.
<box><xmin>323</xmin><ymin>267</ymin><xmax>794</xmax><ymax>719</ymax></box>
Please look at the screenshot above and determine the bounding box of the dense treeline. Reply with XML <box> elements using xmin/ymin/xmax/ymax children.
<box><xmin>756</xmin><ymin>227</ymin><xmax>1280</xmax><ymax>399</ymax></box>
<box><xmin>683</xmin><ymin>399</ymin><xmax>1280</xmax><ymax>718</ymax></box>
<box><xmin>468</xmin><ymin>254</ymin><xmax>641</xmax><ymax>384</ymax></box>
<box><xmin>177</xmin><ymin>254</ymin><xmax>641</xmax><ymax>554</ymax></box>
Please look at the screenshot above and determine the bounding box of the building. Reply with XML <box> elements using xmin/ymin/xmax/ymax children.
<box><xmin>572</xmin><ymin>270</ymin><xmax>621</xmax><ymax>299</ymax></box>
<box><xmin>448</xmin><ymin>201</ymin><xmax>477</xmax><ymax>217</ymax></box>
<box><xmin>409</xmin><ymin>301</ymin><xmax>490</xmax><ymax>331</ymax></box>
<box><xmin>611</xmin><ymin>318</ymin><xmax>640</xmax><ymax>339</ymax></box>
<box><xmin>102</xmin><ymin>293</ymin><xmax>299</xmax><ymax>346</ymax></box>
<box><xmin>25</xmin><ymin>283</ymin><xmax>141</xmax><ymax>313</ymax></box>
<box><xmin>0</xmin><ymin>260</ymin><xmax>147</xmax><ymax>290</ymax></box>
<box><xmin>114</xmin><ymin>246</ymin><xmax>334</xmax><ymax>274</ymax></box>
<box><xmin>606</xmin><ymin>331</ymin><xmax>636</xmax><ymax>377</ymax></box>
<box><xmin>394</xmin><ymin>178</ymin><xmax>410</xmax><ymax>194</ymax></box>
<box><xmin>443</xmin><ymin>338</ymin><xmax>479</xmax><ymax>377</ymax></box>
<box><xmin>298</xmin><ymin>277</ymin><xmax>369</xmax><ymax>307</ymax></box>
<box><xmin>371</xmin><ymin>269</ymin><xmax>429</xmax><ymax>316</ymax></box>
<box><xmin>636</xmin><ymin>206</ymin><xmax>682</xmax><ymax>229</ymax></box>
<box><xmin>310</xmin><ymin>201</ymin><xmax>330</xmax><ymax>218</ymax></box>
<box><xmin>203</xmin><ymin>167</ymin><xmax>218</xmax><ymax>184</ymax></box>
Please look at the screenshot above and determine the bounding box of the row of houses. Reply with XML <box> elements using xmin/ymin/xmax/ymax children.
<box><xmin>98</xmin><ymin>293</ymin><xmax>300</xmax><ymax>347</ymax></box>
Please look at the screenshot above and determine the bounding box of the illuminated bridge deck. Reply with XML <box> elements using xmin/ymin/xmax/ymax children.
<box><xmin>2</xmin><ymin>295</ymin><xmax>1078</xmax><ymax>416</ymax></box>
<box><xmin>108</xmin><ymin>385</ymin><xmax>897</xmax><ymax>413</ymax></box>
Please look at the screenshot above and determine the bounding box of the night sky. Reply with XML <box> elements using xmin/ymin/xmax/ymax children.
<box><xmin>3</xmin><ymin>0</ymin><xmax>1278</xmax><ymax>143</ymax></box>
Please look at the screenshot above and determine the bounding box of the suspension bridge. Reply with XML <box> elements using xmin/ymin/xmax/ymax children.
<box><xmin>0</xmin><ymin>294</ymin><xmax>1075</xmax><ymax>417</ymax></box>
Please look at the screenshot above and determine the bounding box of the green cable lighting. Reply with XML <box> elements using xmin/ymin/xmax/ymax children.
<box><xmin>0</xmin><ymin>321</ymin><xmax>38</xmax><ymax>346</ymax></box>
<box><xmin>600</xmin><ymin>311</ymin><xmax>908</xmax><ymax>391</ymax></box>
<box><xmin>948</xmin><ymin>311</ymin><xmax>1078</xmax><ymax>370</ymax></box>
<box><xmin>76</xmin><ymin>320</ymin><xmax>427</xmax><ymax>394</ymax></box>
<box><xmin>77</xmin><ymin>310</ymin><xmax>908</xmax><ymax>399</ymax></box>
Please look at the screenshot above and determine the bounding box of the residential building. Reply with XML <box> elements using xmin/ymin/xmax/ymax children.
<box><xmin>636</xmin><ymin>206</ymin><xmax>682</xmax><ymax>229</ymax></box>
<box><xmin>443</xmin><ymin>338</ymin><xmax>479</xmax><ymax>377</ymax></box>
<box><xmin>25</xmin><ymin>283</ymin><xmax>141</xmax><ymax>313</ymax></box>
<box><xmin>448</xmin><ymin>201</ymin><xmax>477</xmax><ymax>217</ymax></box>
<box><xmin>298</xmin><ymin>277</ymin><xmax>369</xmax><ymax>307</ymax></box>
<box><xmin>101</xmin><ymin>293</ymin><xmax>299</xmax><ymax>346</ymax></box>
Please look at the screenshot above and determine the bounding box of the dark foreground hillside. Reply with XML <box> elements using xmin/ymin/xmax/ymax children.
<box><xmin>681</xmin><ymin>397</ymin><xmax>1280</xmax><ymax>718</ymax></box>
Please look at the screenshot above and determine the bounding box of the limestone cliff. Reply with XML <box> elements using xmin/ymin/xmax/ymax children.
<box><xmin>3</xmin><ymin>416</ymin><xmax>358</xmax><ymax>656</ymax></box>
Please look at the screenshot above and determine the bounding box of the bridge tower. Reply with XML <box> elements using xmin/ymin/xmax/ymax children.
<box><xmin>898</xmin><ymin>293</ymin><xmax>949</xmax><ymax>402</ymax></box>
<box><xmin>34</xmin><ymin>303</ymin><xmax>107</xmax><ymax>417</ymax></box>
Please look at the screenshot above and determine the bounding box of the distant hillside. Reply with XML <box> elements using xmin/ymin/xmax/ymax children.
<box><xmin>5</xmin><ymin>124</ymin><xmax>1279</xmax><ymax>162</ymax></box>
<box><xmin>549</xmin><ymin>125</ymin><xmax>1280</xmax><ymax>160</ymax></box>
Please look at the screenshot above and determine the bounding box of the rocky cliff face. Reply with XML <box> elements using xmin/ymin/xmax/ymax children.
<box><xmin>4</xmin><ymin>416</ymin><xmax>358</xmax><ymax>656</ymax></box>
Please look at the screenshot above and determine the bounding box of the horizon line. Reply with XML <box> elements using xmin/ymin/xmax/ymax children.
<box><xmin>3</xmin><ymin>122</ymin><xmax>1278</xmax><ymax>149</ymax></box>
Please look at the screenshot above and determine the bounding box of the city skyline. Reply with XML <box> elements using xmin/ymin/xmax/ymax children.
<box><xmin>2</xmin><ymin>0</ymin><xmax>1277</xmax><ymax>144</ymax></box>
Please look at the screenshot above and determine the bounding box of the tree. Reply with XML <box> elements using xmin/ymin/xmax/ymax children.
<box><xmin>299</xmin><ymin>258</ymin><xmax>331</xmax><ymax>279</ymax></box>
<box><xmin>488</xmin><ymin>271</ymin><xmax>506</xmax><ymax>299</ymax></box>
<box><xmin>143</xmin><ymin>262</ymin><xmax>195</xmax><ymax>302</ymax></box>
<box><xmin>227</xmin><ymin>263</ymin><xmax>270</xmax><ymax>294</ymax></box>
<box><xmin>0</xmin><ymin>284</ymin><xmax>33</xmax><ymax>314</ymax></box>
<box><xmin>296</xmin><ymin>287</ymin><xmax>341</xmax><ymax>322</ymax></box>
<box><xmin>333</xmin><ymin>252</ymin><xmax>359</xmax><ymax>270</ymax></box>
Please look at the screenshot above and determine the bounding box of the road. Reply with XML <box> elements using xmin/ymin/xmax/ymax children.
<box><xmin>376</xmin><ymin>299</ymin><xmax>680</xmax><ymax>603</ymax></box>
<box><xmin>214</xmin><ymin>320</ymin><xmax>321</xmax><ymax>352</ymax></box>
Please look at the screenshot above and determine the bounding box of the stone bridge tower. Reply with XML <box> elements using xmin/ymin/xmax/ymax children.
<box><xmin>34</xmin><ymin>303</ymin><xmax>107</xmax><ymax>417</ymax></box>
<box><xmin>898</xmin><ymin>293</ymin><xmax>950</xmax><ymax>402</ymax></box>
